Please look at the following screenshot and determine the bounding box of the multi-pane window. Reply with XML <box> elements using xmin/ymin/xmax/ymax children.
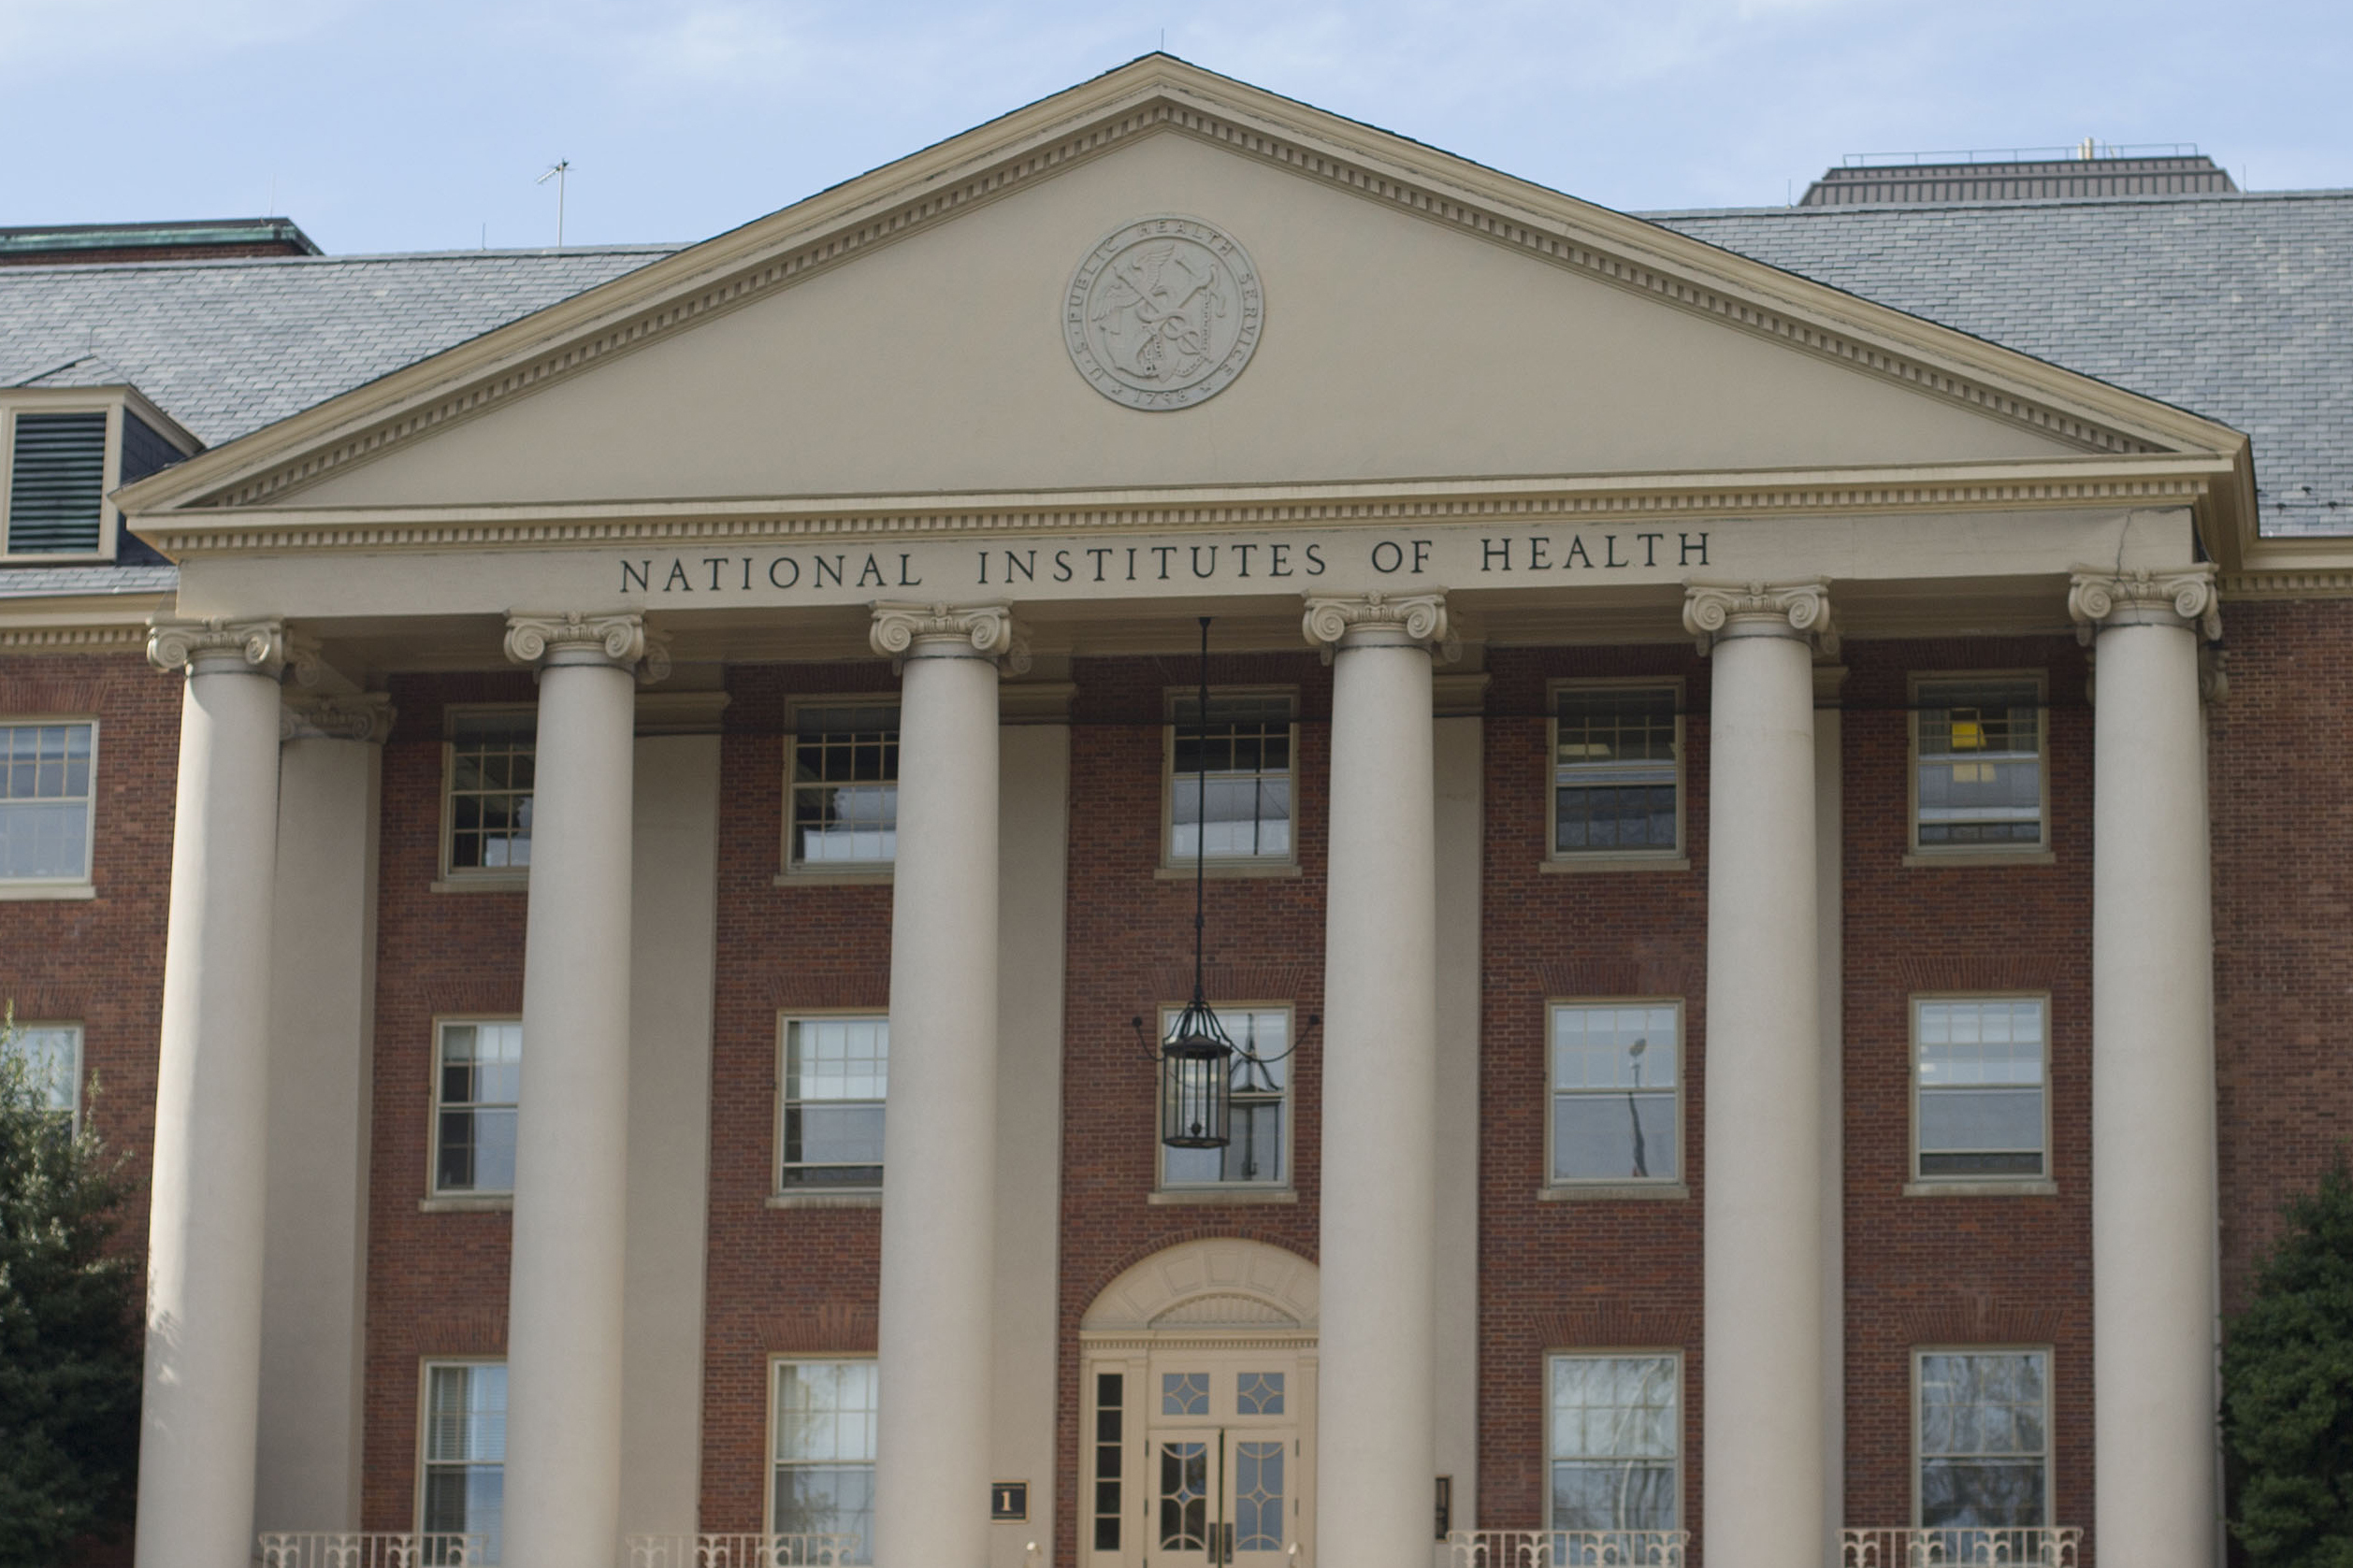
<box><xmin>1915</xmin><ymin>999</ymin><xmax>2047</xmax><ymax>1181</ymax></box>
<box><xmin>1552</xmin><ymin>686</ymin><xmax>1680</xmax><ymax>857</ymax></box>
<box><xmin>790</xmin><ymin>704</ymin><xmax>899</xmax><ymax>868</ymax></box>
<box><xmin>1169</xmin><ymin>692</ymin><xmax>1295</xmax><ymax>863</ymax></box>
<box><xmin>0</xmin><ymin>721</ymin><xmax>95</xmax><ymax>883</ymax></box>
<box><xmin>1551</xmin><ymin>1003</ymin><xmax>1680</xmax><ymax>1185</ymax></box>
<box><xmin>1549</xmin><ymin>1354</ymin><xmax>1680</xmax><ymax>1535</ymax></box>
<box><xmin>422</xmin><ymin>1361</ymin><xmax>506</xmax><ymax>1565</ymax></box>
<box><xmin>772</xmin><ymin>1359</ymin><xmax>878</xmax><ymax>1562</ymax></box>
<box><xmin>1092</xmin><ymin>1372</ymin><xmax>1125</xmax><ymax>1552</ymax></box>
<box><xmin>434</xmin><ymin>1021</ymin><xmax>522</xmax><ymax>1196</ymax></box>
<box><xmin>4</xmin><ymin>1022</ymin><xmax>80</xmax><ymax>1128</ymax></box>
<box><xmin>779</xmin><ymin>1016</ymin><xmax>888</xmax><ymax>1190</ymax></box>
<box><xmin>1917</xmin><ymin>1350</ymin><xmax>2050</xmax><ymax>1532</ymax></box>
<box><xmin>1160</xmin><ymin>1007</ymin><xmax>1289</xmax><ymax>1187</ymax></box>
<box><xmin>1914</xmin><ymin>678</ymin><xmax>2044</xmax><ymax>850</ymax></box>
<box><xmin>444</xmin><ymin>710</ymin><xmax>535</xmax><ymax>875</ymax></box>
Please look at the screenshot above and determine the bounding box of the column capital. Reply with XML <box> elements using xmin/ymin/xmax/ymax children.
<box><xmin>147</xmin><ymin>615</ymin><xmax>287</xmax><ymax>677</ymax></box>
<box><xmin>1682</xmin><ymin>579</ymin><xmax>1837</xmax><ymax>656</ymax></box>
<box><xmin>1300</xmin><ymin>592</ymin><xmax>1451</xmax><ymax>661</ymax></box>
<box><xmin>280</xmin><ymin>693</ymin><xmax>396</xmax><ymax>744</ymax></box>
<box><xmin>2067</xmin><ymin>566</ymin><xmax>2220</xmax><ymax>645</ymax></box>
<box><xmin>869</xmin><ymin>600</ymin><xmax>1026</xmax><ymax>667</ymax></box>
<box><xmin>503</xmin><ymin>611</ymin><xmax>670</xmax><ymax>681</ymax></box>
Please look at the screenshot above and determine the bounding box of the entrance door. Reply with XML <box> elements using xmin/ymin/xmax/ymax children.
<box><xmin>1146</xmin><ymin>1360</ymin><xmax>1302</xmax><ymax>1568</ymax></box>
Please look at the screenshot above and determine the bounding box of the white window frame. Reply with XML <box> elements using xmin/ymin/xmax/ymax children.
<box><xmin>1908</xmin><ymin>994</ymin><xmax>2054</xmax><ymax>1194</ymax></box>
<box><xmin>1154</xmin><ymin>1002</ymin><xmax>1293</xmax><ymax>1193</ymax></box>
<box><xmin>775</xmin><ymin>1012</ymin><xmax>888</xmax><ymax>1196</ymax></box>
<box><xmin>7</xmin><ymin>1020</ymin><xmax>82</xmax><ymax>1131</ymax></box>
<box><xmin>0</xmin><ymin>715</ymin><xmax>99</xmax><ymax>898</ymax></box>
<box><xmin>1545</xmin><ymin>678</ymin><xmax>1686</xmax><ymax>870</ymax></box>
<box><xmin>1912</xmin><ymin>1346</ymin><xmax>2054</xmax><ymax>1532</ymax></box>
<box><xmin>767</xmin><ymin>1355</ymin><xmax>879</xmax><ymax>1562</ymax></box>
<box><xmin>1544</xmin><ymin>1350</ymin><xmax>1683</xmax><ymax>1535</ymax></box>
<box><xmin>1907</xmin><ymin>671</ymin><xmax>2051</xmax><ymax>862</ymax></box>
<box><xmin>439</xmin><ymin>704</ymin><xmax>537</xmax><ymax>885</ymax></box>
<box><xmin>1546</xmin><ymin>999</ymin><xmax>1684</xmax><ymax>1194</ymax></box>
<box><xmin>782</xmin><ymin>695</ymin><xmax>901</xmax><ymax>880</ymax></box>
<box><xmin>1160</xmin><ymin>685</ymin><xmax>1301</xmax><ymax>873</ymax></box>
<box><xmin>428</xmin><ymin>1016</ymin><xmax>522</xmax><ymax>1200</ymax></box>
<box><xmin>416</xmin><ymin>1358</ymin><xmax>507</xmax><ymax>1564</ymax></box>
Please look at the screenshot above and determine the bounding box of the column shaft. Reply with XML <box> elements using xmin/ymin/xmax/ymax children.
<box><xmin>2081</xmin><ymin>575</ymin><xmax>2219</xmax><ymax>1567</ymax></box>
<box><xmin>1689</xmin><ymin>587</ymin><xmax>1826</xmax><ymax>1568</ymax></box>
<box><xmin>137</xmin><ymin>625</ymin><xmax>286</xmax><ymax>1568</ymax></box>
<box><xmin>504</xmin><ymin>641</ymin><xmax>639</xmax><ymax>1568</ymax></box>
<box><xmin>1309</xmin><ymin>597</ymin><xmax>1440</xmax><ymax>1568</ymax></box>
<box><xmin>873</xmin><ymin>607</ymin><xmax>1007</xmax><ymax>1568</ymax></box>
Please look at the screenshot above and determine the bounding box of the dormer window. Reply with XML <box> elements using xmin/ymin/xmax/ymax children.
<box><xmin>0</xmin><ymin>394</ymin><xmax>195</xmax><ymax>562</ymax></box>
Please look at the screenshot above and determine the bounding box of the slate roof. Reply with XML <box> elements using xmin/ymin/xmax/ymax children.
<box><xmin>0</xmin><ymin>246</ymin><xmax>679</xmax><ymax>449</ymax></box>
<box><xmin>1649</xmin><ymin>190</ymin><xmax>2353</xmax><ymax>537</ymax></box>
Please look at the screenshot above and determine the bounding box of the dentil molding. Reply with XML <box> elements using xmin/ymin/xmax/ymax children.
<box><xmin>502</xmin><ymin>611</ymin><xmax>671</xmax><ymax>682</ymax></box>
<box><xmin>147</xmin><ymin>616</ymin><xmax>287</xmax><ymax>676</ymax></box>
<box><xmin>1299</xmin><ymin>592</ymin><xmax>1451</xmax><ymax>662</ymax></box>
<box><xmin>1682</xmin><ymin>579</ymin><xmax>1837</xmax><ymax>655</ymax></box>
<box><xmin>2066</xmin><ymin>566</ymin><xmax>2221</xmax><ymax>644</ymax></box>
<box><xmin>868</xmin><ymin>601</ymin><xmax>1027</xmax><ymax>669</ymax></box>
<box><xmin>281</xmin><ymin>693</ymin><xmax>397</xmax><ymax>744</ymax></box>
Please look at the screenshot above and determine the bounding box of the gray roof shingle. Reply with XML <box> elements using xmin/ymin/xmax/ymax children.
<box><xmin>1648</xmin><ymin>190</ymin><xmax>2353</xmax><ymax>537</ymax></box>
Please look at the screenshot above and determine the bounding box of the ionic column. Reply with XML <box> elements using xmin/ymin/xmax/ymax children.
<box><xmin>2070</xmin><ymin>568</ymin><xmax>2221</xmax><ymax>1568</ymax></box>
<box><xmin>870</xmin><ymin>602</ymin><xmax>1017</xmax><ymax>1568</ymax></box>
<box><xmin>501</xmin><ymin>612</ymin><xmax>653</xmax><ymax>1568</ymax></box>
<box><xmin>1683</xmin><ymin>582</ymin><xmax>1833</xmax><ymax>1568</ymax></box>
<box><xmin>1302</xmin><ymin>592</ymin><xmax>1446</xmax><ymax>1568</ymax></box>
<box><xmin>138</xmin><ymin>616</ymin><xmax>290</xmax><ymax>1568</ymax></box>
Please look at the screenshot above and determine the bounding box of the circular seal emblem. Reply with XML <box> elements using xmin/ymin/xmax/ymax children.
<box><xmin>1064</xmin><ymin>215</ymin><xmax>1263</xmax><ymax>410</ymax></box>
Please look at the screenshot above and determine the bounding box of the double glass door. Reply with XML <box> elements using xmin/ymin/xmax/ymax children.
<box><xmin>1147</xmin><ymin>1362</ymin><xmax>1300</xmax><ymax>1568</ymax></box>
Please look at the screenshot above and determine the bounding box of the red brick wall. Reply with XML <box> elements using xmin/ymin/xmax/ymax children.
<box><xmin>360</xmin><ymin>673</ymin><xmax>535</xmax><ymax>1532</ymax></box>
<box><xmin>1477</xmin><ymin>644</ymin><xmax>1711</xmax><ymax>1539</ymax></box>
<box><xmin>0</xmin><ymin>651</ymin><xmax>176</xmax><ymax>1568</ymax></box>
<box><xmin>2212</xmin><ymin>598</ymin><xmax>2353</xmax><ymax>1311</ymax></box>
<box><xmin>1052</xmin><ymin>653</ymin><xmax>1332</xmax><ymax>1568</ymax></box>
<box><xmin>1836</xmin><ymin>638</ymin><xmax>2095</xmax><ymax>1544</ymax></box>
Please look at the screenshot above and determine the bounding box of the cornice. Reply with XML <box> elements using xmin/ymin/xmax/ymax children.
<box><xmin>0</xmin><ymin>623</ymin><xmax>152</xmax><ymax>655</ymax></box>
<box><xmin>117</xmin><ymin>62</ymin><xmax>2242</xmax><ymax>524</ymax></box>
<box><xmin>2220</xmin><ymin>568</ymin><xmax>2353</xmax><ymax>599</ymax></box>
<box><xmin>131</xmin><ymin>457</ymin><xmax>2227</xmax><ymax>559</ymax></box>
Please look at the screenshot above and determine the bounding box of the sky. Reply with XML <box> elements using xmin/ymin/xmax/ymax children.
<box><xmin>4</xmin><ymin>0</ymin><xmax>2349</xmax><ymax>255</ymax></box>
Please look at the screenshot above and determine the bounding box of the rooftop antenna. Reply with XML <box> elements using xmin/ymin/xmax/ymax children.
<box><xmin>537</xmin><ymin>160</ymin><xmax>570</xmax><ymax>247</ymax></box>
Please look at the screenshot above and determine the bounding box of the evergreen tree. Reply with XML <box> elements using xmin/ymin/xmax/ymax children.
<box><xmin>0</xmin><ymin>1013</ymin><xmax>141</xmax><ymax>1567</ymax></box>
<box><xmin>2225</xmin><ymin>1163</ymin><xmax>2353</xmax><ymax>1566</ymax></box>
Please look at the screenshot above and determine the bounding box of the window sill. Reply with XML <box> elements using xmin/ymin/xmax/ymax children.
<box><xmin>1904</xmin><ymin>1179</ymin><xmax>2057</xmax><ymax>1198</ymax></box>
<box><xmin>1152</xmin><ymin>861</ymin><xmax>1303</xmax><ymax>881</ymax></box>
<box><xmin>431</xmin><ymin>874</ymin><xmax>527</xmax><ymax>894</ymax></box>
<box><xmin>768</xmin><ymin>1191</ymin><xmax>884</xmax><ymax>1209</ymax></box>
<box><xmin>1537</xmin><ymin>1183</ymin><xmax>1690</xmax><ymax>1201</ymax></box>
<box><xmin>419</xmin><ymin>1194</ymin><xmax>512</xmax><ymax>1213</ymax></box>
<box><xmin>1539</xmin><ymin>856</ymin><xmax>1689</xmax><ymax>874</ymax></box>
<box><xmin>0</xmin><ymin>881</ymin><xmax>96</xmax><ymax>901</ymax></box>
<box><xmin>1902</xmin><ymin>850</ymin><xmax>2056</xmax><ymax>869</ymax></box>
<box><xmin>1149</xmin><ymin>1187</ymin><xmax>1298</xmax><ymax>1205</ymax></box>
<box><xmin>773</xmin><ymin>869</ymin><xmax>895</xmax><ymax>887</ymax></box>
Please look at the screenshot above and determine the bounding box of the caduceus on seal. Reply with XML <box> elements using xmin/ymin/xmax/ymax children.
<box><xmin>1090</xmin><ymin>239</ymin><xmax>1230</xmax><ymax>384</ymax></box>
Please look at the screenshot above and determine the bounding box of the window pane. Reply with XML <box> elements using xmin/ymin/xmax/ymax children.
<box><xmin>775</xmin><ymin>1360</ymin><xmax>879</xmax><ymax>1462</ymax></box>
<box><xmin>1554</xmin><ymin>689</ymin><xmax>1678</xmax><ymax>856</ymax></box>
<box><xmin>1552</xmin><ymin>1006</ymin><xmax>1679</xmax><ymax>1181</ymax></box>
<box><xmin>1917</xmin><ymin>682</ymin><xmax>2043</xmax><ymax>846</ymax></box>
<box><xmin>6</xmin><ymin>1025</ymin><xmax>79</xmax><ymax>1116</ymax></box>
<box><xmin>1171</xmin><ymin>694</ymin><xmax>1296</xmax><ymax>862</ymax></box>
<box><xmin>1550</xmin><ymin>1356</ymin><xmax>1679</xmax><ymax>1532</ymax></box>
<box><xmin>421</xmin><ymin>1465</ymin><xmax>505</xmax><ymax>1564</ymax></box>
<box><xmin>1159</xmin><ymin>1009</ymin><xmax>1288</xmax><ymax>1187</ymax></box>
<box><xmin>1552</xmin><ymin>1093</ymin><xmax>1678</xmax><ymax>1182</ymax></box>
<box><xmin>782</xmin><ymin>1019</ymin><xmax>888</xmax><ymax>1187</ymax></box>
<box><xmin>437</xmin><ymin>1023</ymin><xmax>521</xmax><ymax>1194</ymax></box>
<box><xmin>1917</xmin><ymin>1001</ymin><xmax>2045</xmax><ymax>1177</ymax></box>
<box><xmin>1550</xmin><ymin>1461</ymin><xmax>1679</xmax><ymax>1532</ymax></box>
<box><xmin>426</xmin><ymin>1365</ymin><xmax>507</xmax><ymax>1462</ymax></box>
<box><xmin>1919</xmin><ymin>1353</ymin><xmax>2047</xmax><ymax>1529</ymax></box>
<box><xmin>792</xmin><ymin>708</ymin><xmax>900</xmax><ymax>867</ymax></box>
<box><xmin>0</xmin><ymin>722</ymin><xmax>94</xmax><ymax>881</ymax></box>
<box><xmin>448</xmin><ymin>712</ymin><xmax>535</xmax><ymax>873</ymax></box>
<box><xmin>773</xmin><ymin>1465</ymin><xmax>874</xmax><ymax>1561</ymax></box>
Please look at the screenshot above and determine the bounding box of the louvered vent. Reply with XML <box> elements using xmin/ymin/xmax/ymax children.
<box><xmin>8</xmin><ymin>412</ymin><xmax>108</xmax><ymax>554</ymax></box>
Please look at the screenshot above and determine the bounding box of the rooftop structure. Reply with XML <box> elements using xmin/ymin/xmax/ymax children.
<box><xmin>0</xmin><ymin>217</ymin><xmax>325</xmax><ymax>266</ymax></box>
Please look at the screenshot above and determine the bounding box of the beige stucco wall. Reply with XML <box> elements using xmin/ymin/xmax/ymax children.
<box><xmin>991</xmin><ymin>721</ymin><xmax>1071</xmax><ymax>1568</ymax></box>
<box><xmin>255</xmin><ymin>734</ymin><xmax>383</xmax><ymax>1532</ymax></box>
<box><xmin>618</xmin><ymin>732</ymin><xmax>722</xmax><ymax>1539</ymax></box>
<box><xmin>286</xmin><ymin>130</ymin><xmax>2076</xmax><ymax>514</ymax></box>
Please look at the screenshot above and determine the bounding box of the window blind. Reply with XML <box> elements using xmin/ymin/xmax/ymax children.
<box><xmin>8</xmin><ymin>411</ymin><xmax>108</xmax><ymax>554</ymax></box>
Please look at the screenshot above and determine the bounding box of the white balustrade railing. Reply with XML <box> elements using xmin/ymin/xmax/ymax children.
<box><xmin>257</xmin><ymin>1534</ymin><xmax>484</xmax><ymax>1568</ymax></box>
<box><xmin>1446</xmin><ymin>1530</ymin><xmax>1689</xmax><ymax>1568</ymax></box>
<box><xmin>624</xmin><ymin>1534</ymin><xmax>863</xmax><ymax>1568</ymax></box>
<box><xmin>1841</xmin><ymin>1528</ymin><xmax>2083</xmax><ymax>1567</ymax></box>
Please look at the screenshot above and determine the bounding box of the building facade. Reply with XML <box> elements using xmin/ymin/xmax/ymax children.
<box><xmin>3</xmin><ymin>56</ymin><xmax>2350</xmax><ymax>1568</ymax></box>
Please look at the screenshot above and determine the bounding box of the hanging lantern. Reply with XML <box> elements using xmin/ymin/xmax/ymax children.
<box><xmin>1158</xmin><ymin>998</ymin><xmax>1235</xmax><ymax>1149</ymax></box>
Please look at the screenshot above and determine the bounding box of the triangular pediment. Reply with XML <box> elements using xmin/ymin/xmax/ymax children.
<box><xmin>123</xmin><ymin>57</ymin><xmax>2250</xmax><ymax>542</ymax></box>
